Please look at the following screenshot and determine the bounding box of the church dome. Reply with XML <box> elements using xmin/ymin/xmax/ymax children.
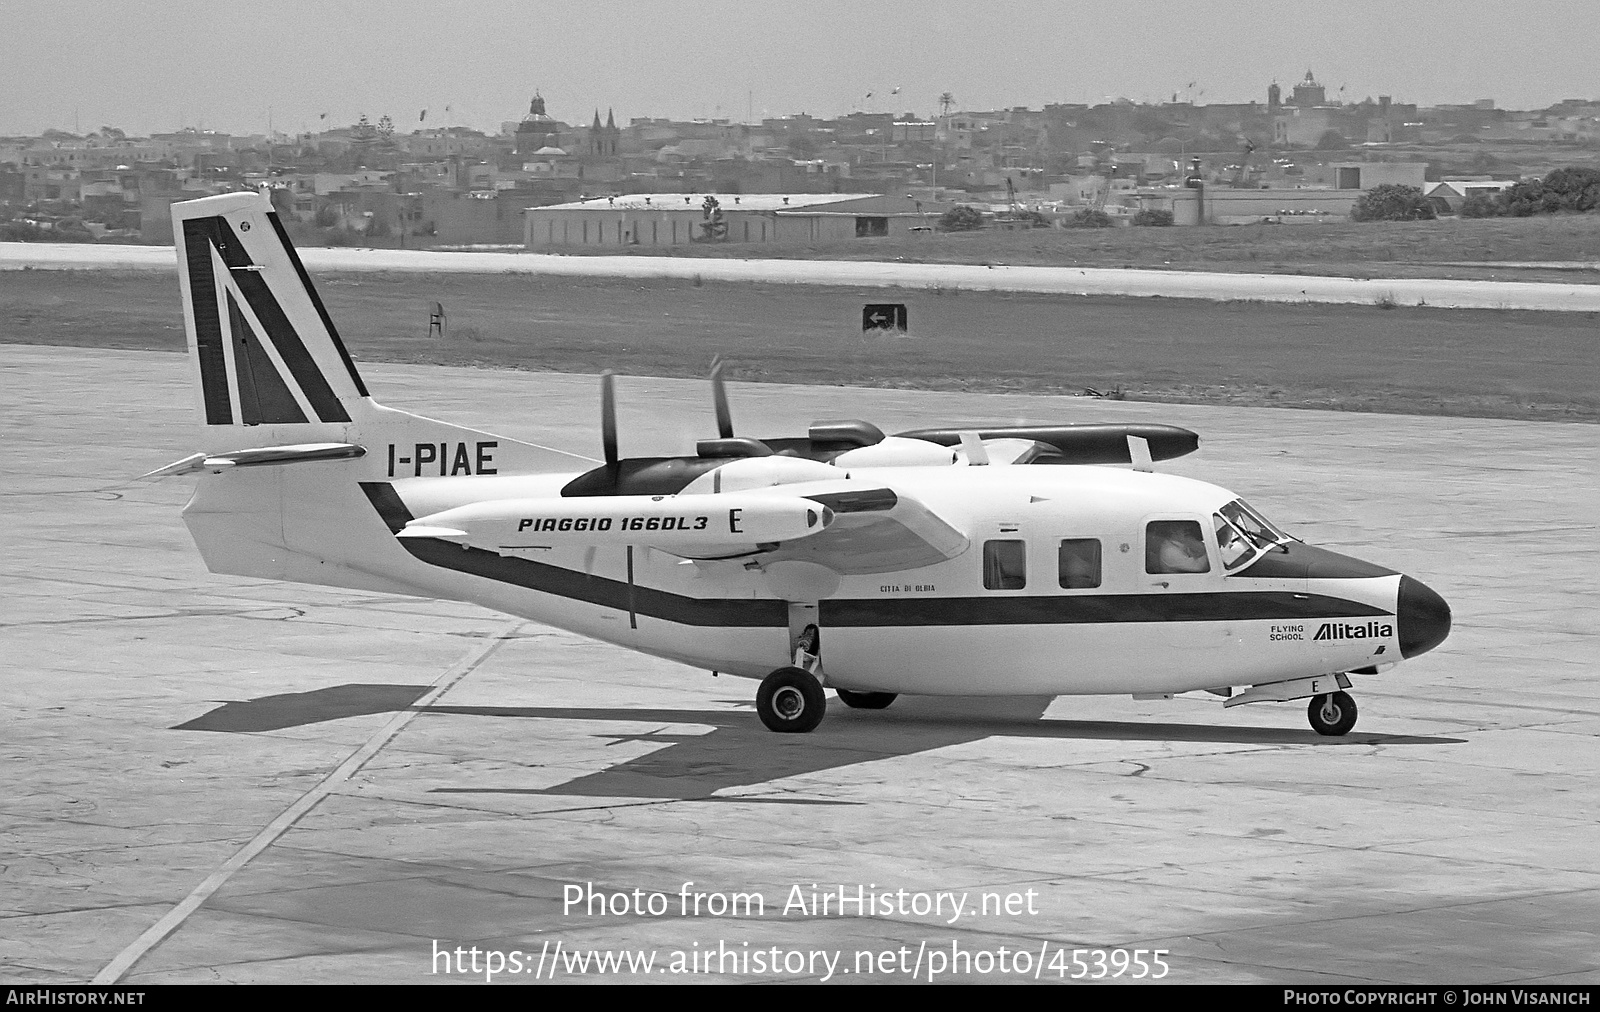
<box><xmin>518</xmin><ymin>93</ymin><xmax>555</xmax><ymax>131</ymax></box>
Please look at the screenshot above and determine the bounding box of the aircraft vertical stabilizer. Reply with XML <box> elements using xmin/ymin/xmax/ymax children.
<box><xmin>172</xmin><ymin>192</ymin><xmax>371</xmax><ymax>444</ymax></box>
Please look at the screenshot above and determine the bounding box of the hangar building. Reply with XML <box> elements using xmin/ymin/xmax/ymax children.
<box><xmin>523</xmin><ymin>193</ymin><xmax>947</xmax><ymax>249</ymax></box>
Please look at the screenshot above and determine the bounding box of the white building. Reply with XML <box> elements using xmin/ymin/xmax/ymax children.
<box><xmin>523</xmin><ymin>193</ymin><xmax>948</xmax><ymax>249</ymax></box>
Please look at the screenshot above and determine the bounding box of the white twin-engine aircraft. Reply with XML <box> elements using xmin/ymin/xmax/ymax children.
<box><xmin>147</xmin><ymin>192</ymin><xmax>1451</xmax><ymax>736</ymax></box>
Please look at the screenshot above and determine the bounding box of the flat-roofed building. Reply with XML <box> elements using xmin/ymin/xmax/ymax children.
<box><xmin>523</xmin><ymin>193</ymin><xmax>948</xmax><ymax>249</ymax></box>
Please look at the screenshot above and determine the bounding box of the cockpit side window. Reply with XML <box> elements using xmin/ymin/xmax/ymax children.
<box><xmin>1221</xmin><ymin>500</ymin><xmax>1287</xmax><ymax>550</ymax></box>
<box><xmin>983</xmin><ymin>540</ymin><xmax>1027</xmax><ymax>590</ymax></box>
<box><xmin>1214</xmin><ymin>514</ymin><xmax>1254</xmax><ymax>570</ymax></box>
<box><xmin>1146</xmin><ymin>520</ymin><xmax>1210</xmax><ymax>574</ymax></box>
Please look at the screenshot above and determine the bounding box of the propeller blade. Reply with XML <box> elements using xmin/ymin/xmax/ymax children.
<box><xmin>600</xmin><ymin>370</ymin><xmax>618</xmax><ymax>466</ymax></box>
<box><xmin>710</xmin><ymin>358</ymin><xmax>734</xmax><ymax>438</ymax></box>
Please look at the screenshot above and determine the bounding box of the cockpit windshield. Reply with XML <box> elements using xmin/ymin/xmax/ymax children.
<box><xmin>1214</xmin><ymin>499</ymin><xmax>1291</xmax><ymax>570</ymax></box>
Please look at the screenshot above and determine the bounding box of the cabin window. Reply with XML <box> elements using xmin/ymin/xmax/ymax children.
<box><xmin>1057</xmin><ymin>539</ymin><xmax>1102</xmax><ymax>589</ymax></box>
<box><xmin>1145</xmin><ymin>520</ymin><xmax>1210</xmax><ymax>574</ymax></box>
<box><xmin>983</xmin><ymin>540</ymin><xmax>1027</xmax><ymax>590</ymax></box>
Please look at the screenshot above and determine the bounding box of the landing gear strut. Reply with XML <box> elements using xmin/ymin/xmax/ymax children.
<box><xmin>1308</xmin><ymin>690</ymin><xmax>1358</xmax><ymax>736</ymax></box>
<box><xmin>757</xmin><ymin>667</ymin><xmax>827</xmax><ymax>733</ymax></box>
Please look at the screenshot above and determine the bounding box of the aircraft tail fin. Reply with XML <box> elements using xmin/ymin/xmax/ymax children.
<box><xmin>168</xmin><ymin>190</ymin><xmax>587</xmax><ymax>480</ymax></box>
<box><xmin>173</xmin><ymin>191</ymin><xmax>370</xmax><ymax>437</ymax></box>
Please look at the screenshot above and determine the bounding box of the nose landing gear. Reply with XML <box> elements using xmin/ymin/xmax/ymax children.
<box><xmin>1308</xmin><ymin>690</ymin><xmax>1358</xmax><ymax>736</ymax></box>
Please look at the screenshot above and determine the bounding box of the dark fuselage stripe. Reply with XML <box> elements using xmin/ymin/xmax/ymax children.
<box><xmin>401</xmin><ymin>538</ymin><xmax>790</xmax><ymax>627</ymax></box>
<box><xmin>360</xmin><ymin>481</ymin><xmax>414</xmax><ymax>534</ymax></box>
<box><xmin>819</xmin><ymin>593</ymin><xmax>1390</xmax><ymax>627</ymax></box>
<box><xmin>363</xmin><ymin>483</ymin><xmax>1392</xmax><ymax>631</ymax></box>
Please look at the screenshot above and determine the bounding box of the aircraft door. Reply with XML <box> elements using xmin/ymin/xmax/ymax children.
<box><xmin>1141</xmin><ymin>516</ymin><xmax>1226</xmax><ymax>650</ymax></box>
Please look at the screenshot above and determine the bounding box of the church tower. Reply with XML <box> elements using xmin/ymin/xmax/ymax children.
<box><xmin>516</xmin><ymin>93</ymin><xmax>557</xmax><ymax>157</ymax></box>
<box><xmin>1291</xmin><ymin>71</ymin><xmax>1326</xmax><ymax>107</ymax></box>
<box><xmin>587</xmin><ymin>108</ymin><xmax>619</xmax><ymax>157</ymax></box>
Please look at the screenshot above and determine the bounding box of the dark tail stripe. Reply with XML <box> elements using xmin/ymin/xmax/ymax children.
<box><xmin>228</xmin><ymin>292</ymin><xmax>307</xmax><ymax>425</ymax></box>
<box><xmin>209</xmin><ymin>216</ymin><xmax>350</xmax><ymax>423</ymax></box>
<box><xmin>182</xmin><ymin>218</ymin><xmax>233</xmax><ymax>425</ymax></box>
<box><xmin>266</xmin><ymin>210</ymin><xmax>369</xmax><ymax>398</ymax></box>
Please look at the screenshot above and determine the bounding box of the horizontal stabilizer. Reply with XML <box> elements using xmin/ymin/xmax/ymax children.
<box><xmin>141</xmin><ymin>443</ymin><xmax>366</xmax><ymax>478</ymax></box>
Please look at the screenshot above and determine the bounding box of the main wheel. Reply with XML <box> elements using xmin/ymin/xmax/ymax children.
<box><xmin>1308</xmin><ymin>691</ymin><xmax>1358</xmax><ymax>736</ymax></box>
<box><xmin>835</xmin><ymin>689</ymin><xmax>898</xmax><ymax>710</ymax></box>
<box><xmin>757</xmin><ymin>667</ymin><xmax>826</xmax><ymax>733</ymax></box>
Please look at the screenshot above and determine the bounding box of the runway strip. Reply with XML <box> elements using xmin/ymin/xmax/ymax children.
<box><xmin>91</xmin><ymin>617</ymin><xmax>527</xmax><ymax>984</ymax></box>
<box><xmin>5</xmin><ymin>241</ymin><xmax>1599</xmax><ymax>312</ymax></box>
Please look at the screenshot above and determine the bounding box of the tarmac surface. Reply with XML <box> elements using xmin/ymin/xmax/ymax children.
<box><xmin>2</xmin><ymin>344</ymin><xmax>1596</xmax><ymax>984</ymax></box>
<box><xmin>6</xmin><ymin>241</ymin><xmax>1600</xmax><ymax>312</ymax></box>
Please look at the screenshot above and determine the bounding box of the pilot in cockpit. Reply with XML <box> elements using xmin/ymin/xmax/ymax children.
<box><xmin>1148</xmin><ymin>521</ymin><xmax>1211</xmax><ymax>574</ymax></box>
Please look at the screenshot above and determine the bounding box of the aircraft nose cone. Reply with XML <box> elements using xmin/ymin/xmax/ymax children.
<box><xmin>1398</xmin><ymin>575</ymin><xmax>1451</xmax><ymax>659</ymax></box>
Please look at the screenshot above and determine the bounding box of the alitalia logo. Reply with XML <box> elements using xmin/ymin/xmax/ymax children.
<box><xmin>1313</xmin><ymin>621</ymin><xmax>1394</xmax><ymax>641</ymax></box>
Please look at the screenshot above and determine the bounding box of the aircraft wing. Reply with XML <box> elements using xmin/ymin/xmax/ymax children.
<box><xmin>762</xmin><ymin>487</ymin><xmax>970</xmax><ymax>574</ymax></box>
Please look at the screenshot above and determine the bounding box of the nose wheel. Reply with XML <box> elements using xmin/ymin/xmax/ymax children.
<box><xmin>1308</xmin><ymin>691</ymin><xmax>1358</xmax><ymax>736</ymax></box>
<box><xmin>757</xmin><ymin>666</ymin><xmax>827</xmax><ymax>733</ymax></box>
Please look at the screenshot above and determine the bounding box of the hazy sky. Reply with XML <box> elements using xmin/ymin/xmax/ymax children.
<box><xmin>2</xmin><ymin>0</ymin><xmax>1596</xmax><ymax>136</ymax></box>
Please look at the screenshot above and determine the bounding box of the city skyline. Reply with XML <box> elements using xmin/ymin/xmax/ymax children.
<box><xmin>2</xmin><ymin>0</ymin><xmax>1597</xmax><ymax>137</ymax></box>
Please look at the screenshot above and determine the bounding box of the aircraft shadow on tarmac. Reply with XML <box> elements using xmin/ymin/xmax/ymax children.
<box><xmin>175</xmin><ymin>684</ymin><xmax>1465</xmax><ymax>803</ymax></box>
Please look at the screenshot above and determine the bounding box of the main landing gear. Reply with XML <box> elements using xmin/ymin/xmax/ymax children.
<box><xmin>1308</xmin><ymin>691</ymin><xmax>1358</xmax><ymax>736</ymax></box>
<box><xmin>757</xmin><ymin>622</ymin><xmax>827</xmax><ymax>733</ymax></box>
<box><xmin>755</xmin><ymin>620</ymin><xmax>900</xmax><ymax>731</ymax></box>
<box><xmin>757</xmin><ymin>667</ymin><xmax>827</xmax><ymax>733</ymax></box>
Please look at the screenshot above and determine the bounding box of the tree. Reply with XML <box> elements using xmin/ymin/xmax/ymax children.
<box><xmin>1497</xmin><ymin>168</ymin><xmax>1600</xmax><ymax>216</ymax></box>
<box><xmin>1314</xmin><ymin>130</ymin><xmax>1349</xmax><ymax>150</ymax></box>
<box><xmin>1133</xmin><ymin>208</ymin><xmax>1174</xmax><ymax>226</ymax></box>
<box><xmin>1459</xmin><ymin>192</ymin><xmax>1501</xmax><ymax>218</ymax></box>
<box><xmin>698</xmin><ymin>195</ymin><xmax>727</xmax><ymax>241</ymax></box>
<box><xmin>1066</xmin><ymin>209</ymin><xmax>1114</xmax><ymax>228</ymax></box>
<box><xmin>786</xmin><ymin>134</ymin><xmax>818</xmax><ymax>158</ymax></box>
<box><xmin>1350</xmin><ymin>184</ymin><xmax>1436</xmax><ymax>222</ymax></box>
<box><xmin>267</xmin><ymin>186</ymin><xmax>294</xmax><ymax>216</ymax></box>
<box><xmin>937</xmin><ymin>205</ymin><xmax>985</xmax><ymax>231</ymax></box>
